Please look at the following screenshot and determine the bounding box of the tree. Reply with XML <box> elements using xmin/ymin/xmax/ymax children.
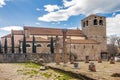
<box><xmin>50</xmin><ymin>37</ymin><xmax>54</xmax><ymax>54</ymax></box>
<box><xmin>11</xmin><ymin>33</ymin><xmax>14</xmax><ymax>53</ymax></box>
<box><xmin>19</xmin><ymin>42</ymin><xmax>21</xmax><ymax>53</ymax></box>
<box><xmin>107</xmin><ymin>44</ymin><xmax>118</xmax><ymax>57</ymax></box>
<box><xmin>4</xmin><ymin>37</ymin><xmax>7</xmax><ymax>54</ymax></box>
<box><xmin>0</xmin><ymin>40</ymin><xmax>2</xmax><ymax>53</ymax></box>
<box><xmin>109</xmin><ymin>35</ymin><xmax>119</xmax><ymax>46</ymax></box>
<box><xmin>32</xmin><ymin>35</ymin><xmax>36</xmax><ymax>53</ymax></box>
<box><xmin>108</xmin><ymin>35</ymin><xmax>119</xmax><ymax>57</ymax></box>
<box><xmin>22</xmin><ymin>34</ymin><xmax>26</xmax><ymax>53</ymax></box>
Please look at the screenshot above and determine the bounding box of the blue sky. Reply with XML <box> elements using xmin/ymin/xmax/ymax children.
<box><xmin>0</xmin><ymin>0</ymin><xmax>120</xmax><ymax>37</ymax></box>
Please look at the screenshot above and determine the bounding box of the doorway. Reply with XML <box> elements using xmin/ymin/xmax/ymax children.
<box><xmin>101</xmin><ymin>52</ymin><xmax>108</xmax><ymax>60</ymax></box>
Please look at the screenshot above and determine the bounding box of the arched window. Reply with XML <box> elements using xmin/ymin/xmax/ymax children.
<box><xmin>26</xmin><ymin>44</ymin><xmax>30</xmax><ymax>47</ymax></box>
<box><xmin>86</xmin><ymin>20</ymin><xmax>88</xmax><ymax>26</ymax></box>
<box><xmin>74</xmin><ymin>45</ymin><xmax>76</xmax><ymax>49</ymax></box>
<box><xmin>37</xmin><ymin>44</ymin><xmax>41</xmax><ymax>47</ymax></box>
<box><xmin>83</xmin><ymin>22</ymin><xmax>85</xmax><ymax>27</ymax></box>
<box><xmin>47</xmin><ymin>44</ymin><xmax>50</xmax><ymax>47</ymax></box>
<box><xmin>83</xmin><ymin>45</ymin><xmax>85</xmax><ymax>49</ymax></box>
<box><xmin>99</xmin><ymin>20</ymin><xmax>103</xmax><ymax>25</ymax></box>
<box><xmin>93</xmin><ymin>19</ymin><xmax>98</xmax><ymax>25</ymax></box>
<box><xmin>92</xmin><ymin>45</ymin><xmax>94</xmax><ymax>49</ymax></box>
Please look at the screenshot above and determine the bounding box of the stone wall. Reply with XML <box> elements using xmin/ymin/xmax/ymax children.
<box><xmin>82</xmin><ymin>15</ymin><xmax>107</xmax><ymax>53</ymax></box>
<box><xmin>67</xmin><ymin>43</ymin><xmax>101</xmax><ymax>61</ymax></box>
<box><xmin>0</xmin><ymin>53</ymin><xmax>53</xmax><ymax>63</ymax></box>
<box><xmin>25</xmin><ymin>42</ymin><xmax>50</xmax><ymax>53</ymax></box>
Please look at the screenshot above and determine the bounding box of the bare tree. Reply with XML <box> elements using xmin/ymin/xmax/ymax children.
<box><xmin>107</xmin><ymin>35</ymin><xmax>119</xmax><ymax>57</ymax></box>
<box><xmin>107</xmin><ymin>44</ymin><xmax>118</xmax><ymax>57</ymax></box>
<box><xmin>116</xmin><ymin>39</ymin><xmax>120</xmax><ymax>48</ymax></box>
<box><xmin>109</xmin><ymin>35</ymin><xmax>119</xmax><ymax>46</ymax></box>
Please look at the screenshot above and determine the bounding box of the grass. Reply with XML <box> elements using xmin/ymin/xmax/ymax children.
<box><xmin>42</xmin><ymin>72</ymin><xmax>52</xmax><ymax>78</ymax></box>
<box><xmin>24</xmin><ymin>62</ymin><xmax>40</xmax><ymax>69</ymax></box>
<box><xmin>17</xmin><ymin>62</ymin><xmax>79</xmax><ymax>80</ymax></box>
<box><xmin>54</xmin><ymin>70</ymin><xmax>78</xmax><ymax>80</ymax></box>
<box><xmin>17</xmin><ymin>62</ymin><xmax>40</xmax><ymax>76</ymax></box>
<box><xmin>23</xmin><ymin>69</ymin><xmax>39</xmax><ymax>75</ymax></box>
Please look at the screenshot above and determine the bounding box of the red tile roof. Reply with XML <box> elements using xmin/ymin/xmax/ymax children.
<box><xmin>12</xmin><ymin>30</ymin><xmax>24</xmax><ymax>35</ymax></box>
<box><xmin>1</xmin><ymin>34</ymin><xmax>11</xmax><ymax>38</ymax></box>
<box><xmin>24</xmin><ymin>26</ymin><xmax>84</xmax><ymax>36</ymax></box>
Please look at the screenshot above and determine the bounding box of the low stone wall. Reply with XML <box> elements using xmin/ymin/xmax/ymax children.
<box><xmin>0</xmin><ymin>54</ymin><xmax>26</xmax><ymax>63</ymax></box>
<box><xmin>0</xmin><ymin>53</ymin><xmax>53</xmax><ymax>63</ymax></box>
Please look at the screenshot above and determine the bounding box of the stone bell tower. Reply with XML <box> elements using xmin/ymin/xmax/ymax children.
<box><xmin>81</xmin><ymin>14</ymin><xmax>107</xmax><ymax>53</ymax></box>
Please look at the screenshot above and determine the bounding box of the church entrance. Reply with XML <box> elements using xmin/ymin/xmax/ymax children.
<box><xmin>101</xmin><ymin>52</ymin><xmax>108</xmax><ymax>60</ymax></box>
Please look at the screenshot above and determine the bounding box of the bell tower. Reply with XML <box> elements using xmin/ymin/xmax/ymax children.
<box><xmin>81</xmin><ymin>14</ymin><xmax>107</xmax><ymax>52</ymax></box>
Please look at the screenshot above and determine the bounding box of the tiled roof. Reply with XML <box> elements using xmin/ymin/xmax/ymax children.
<box><xmin>1</xmin><ymin>34</ymin><xmax>11</xmax><ymax>38</ymax></box>
<box><xmin>20</xmin><ymin>37</ymin><xmax>49</xmax><ymax>42</ymax></box>
<box><xmin>24</xmin><ymin>26</ymin><xmax>84</xmax><ymax>36</ymax></box>
<box><xmin>67</xmin><ymin>39</ymin><xmax>99</xmax><ymax>44</ymax></box>
<box><xmin>12</xmin><ymin>30</ymin><xmax>24</xmax><ymax>35</ymax></box>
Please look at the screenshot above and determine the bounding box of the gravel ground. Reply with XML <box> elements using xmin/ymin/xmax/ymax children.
<box><xmin>0</xmin><ymin>63</ymin><xmax>79</xmax><ymax>80</ymax></box>
<box><xmin>0</xmin><ymin>63</ymin><xmax>47</xmax><ymax>80</ymax></box>
<box><xmin>46</xmin><ymin>61</ymin><xmax>120</xmax><ymax>80</ymax></box>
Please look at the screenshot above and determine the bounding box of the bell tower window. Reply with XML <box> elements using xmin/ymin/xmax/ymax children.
<box><xmin>99</xmin><ymin>20</ymin><xmax>103</xmax><ymax>25</ymax></box>
<box><xmin>93</xmin><ymin>19</ymin><xmax>98</xmax><ymax>25</ymax></box>
<box><xmin>83</xmin><ymin>22</ymin><xmax>85</xmax><ymax>27</ymax></box>
<box><xmin>86</xmin><ymin>20</ymin><xmax>88</xmax><ymax>26</ymax></box>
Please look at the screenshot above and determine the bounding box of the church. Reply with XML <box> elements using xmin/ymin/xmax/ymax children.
<box><xmin>1</xmin><ymin>14</ymin><xmax>107</xmax><ymax>61</ymax></box>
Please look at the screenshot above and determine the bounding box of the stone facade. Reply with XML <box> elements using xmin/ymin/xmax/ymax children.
<box><xmin>81</xmin><ymin>15</ymin><xmax>107</xmax><ymax>60</ymax></box>
<box><xmin>21</xmin><ymin>41</ymin><xmax>50</xmax><ymax>53</ymax></box>
<box><xmin>67</xmin><ymin>43</ymin><xmax>100</xmax><ymax>61</ymax></box>
<box><xmin>82</xmin><ymin>15</ymin><xmax>107</xmax><ymax>51</ymax></box>
<box><xmin>1</xmin><ymin>14</ymin><xmax>107</xmax><ymax>61</ymax></box>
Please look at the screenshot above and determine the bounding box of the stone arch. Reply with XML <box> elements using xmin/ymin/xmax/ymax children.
<box><xmin>26</xmin><ymin>44</ymin><xmax>30</xmax><ymax>47</ymax></box>
<box><xmin>83</xmin><ymin>22</ymin><xmax>85</xmax><ymax>27</ymax></box>
<box><xmin>83</xmin><ymin>45</ymin><xmax>85</xmax><ymax>49</ymax></box>
<box><xmin>93</xmin><ymin>19</ymin><xmax>98</xmax><ymax>25</ymax></box>
<box><xmin>99</xmin><ymin>20</ymin><xmax>103</xmax><ymax>25</ymax></box>
<box><xmin>37</xmin><ymin>44</ymin><xmax>41</xmax><ymax>47</ymax></box>
<box><xmin>47</xmin><ymin>44</ymin><xmax>50</xmax><ymax>47</ymax></box>
<box><xmin>86</xmin><ymin>20</ymin><xmax>88</xmax><ymax>26</ymax></box>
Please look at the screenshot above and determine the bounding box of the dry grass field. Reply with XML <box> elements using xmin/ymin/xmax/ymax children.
<box><xmin>0</xmin><ymin>63</ymin><xmax>79</xmax><ymax>80</ymax></box>
<box><xmin>47</xmin><ymin>61</ymin><xmax>120</xmax><ymax>80</ymax></box>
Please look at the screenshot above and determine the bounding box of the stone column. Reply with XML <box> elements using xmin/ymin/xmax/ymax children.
<box><xmin>62</xmin><ymin>29</ymin><xmax>68</xmax><ymax>64</ymax></box>
<box><xmin>85</xmin><ymin>56</ymin><xmax>89</xmax><ymax>63</ymax></box>
<box><xmin>98</xmin><ymin>57</ymin><xmax>102</xmax><ymax>63</ymax></box>
<box><xmin>55</xmin><ymin>36</ymin><xmax>60</xmax><ymax>65</ymax></box>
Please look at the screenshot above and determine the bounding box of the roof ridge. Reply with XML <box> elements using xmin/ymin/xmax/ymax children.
<box><xmin>24</xmin><ymin>26</ymin><xmax>81</xmax><ymax>31</ymax></box>
<box><xmin>1</xmin><ymin>34</ymin><xmax>11</xmax><ymax>38</ymax></box>
<box><xmin>24</xmin><ymin>26</ymin><xmax>62</xmax><ymax>30</ymax></box>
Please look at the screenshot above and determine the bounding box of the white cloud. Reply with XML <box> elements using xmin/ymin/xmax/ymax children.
<box><xmin>107</xmin><ymin>14</ymin><xmax>120</xmax><ymax>35</ymax></box>
<box><xmin>68</xmin><ymin>27</ymin><xmax>77</xmax><ymax>29</ymax></box>
<box><xmin>64</xmin><ymin>24</ymin><xmax>67</xmax><ymax>26</ymax></box>
<box><xmin>38</xmin><ymin>0</ymin><xmax>120</xmax><ymax>22</ymax></box>
<box><xmin>0</xmin><ymin>0</ymin><xmax>6</xmax><ymax>7</ymax></box>
<box><xmin>52</xmin><ymin>22</ymin><xmax>60</xmax><ymax>24</ymax></box>
<box><xmin>38</xmin><ymin>10</ymin><xmax>69</xmax><ymax>22</ymax></box>
<box><xmin>0</xmin><ymin>0</ymin><xmax>12</xmax><ymax>7</ymax></box>
<box><xmin>0</xmin><ymin>26</ymin><xmax>23</xmax><ymax>31</ymax></box>
<box><xmin>44</xmin><ymin>5</ymin><xmax>60</xmax><ymax>12</ymax></box>
<box><xmin>36</xmin><ymin>8</ymin><xmax>42</xmax><ymax>11</ymax></box>
<box><xmin>35</xmin><ymin>22</ymin><xmax>40</xmax><ymax>25</ymax></box>
<box><xmin>112</xmin><ymin>12</ymin><xmax>116</xmax><ymax>17</ymax></box>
